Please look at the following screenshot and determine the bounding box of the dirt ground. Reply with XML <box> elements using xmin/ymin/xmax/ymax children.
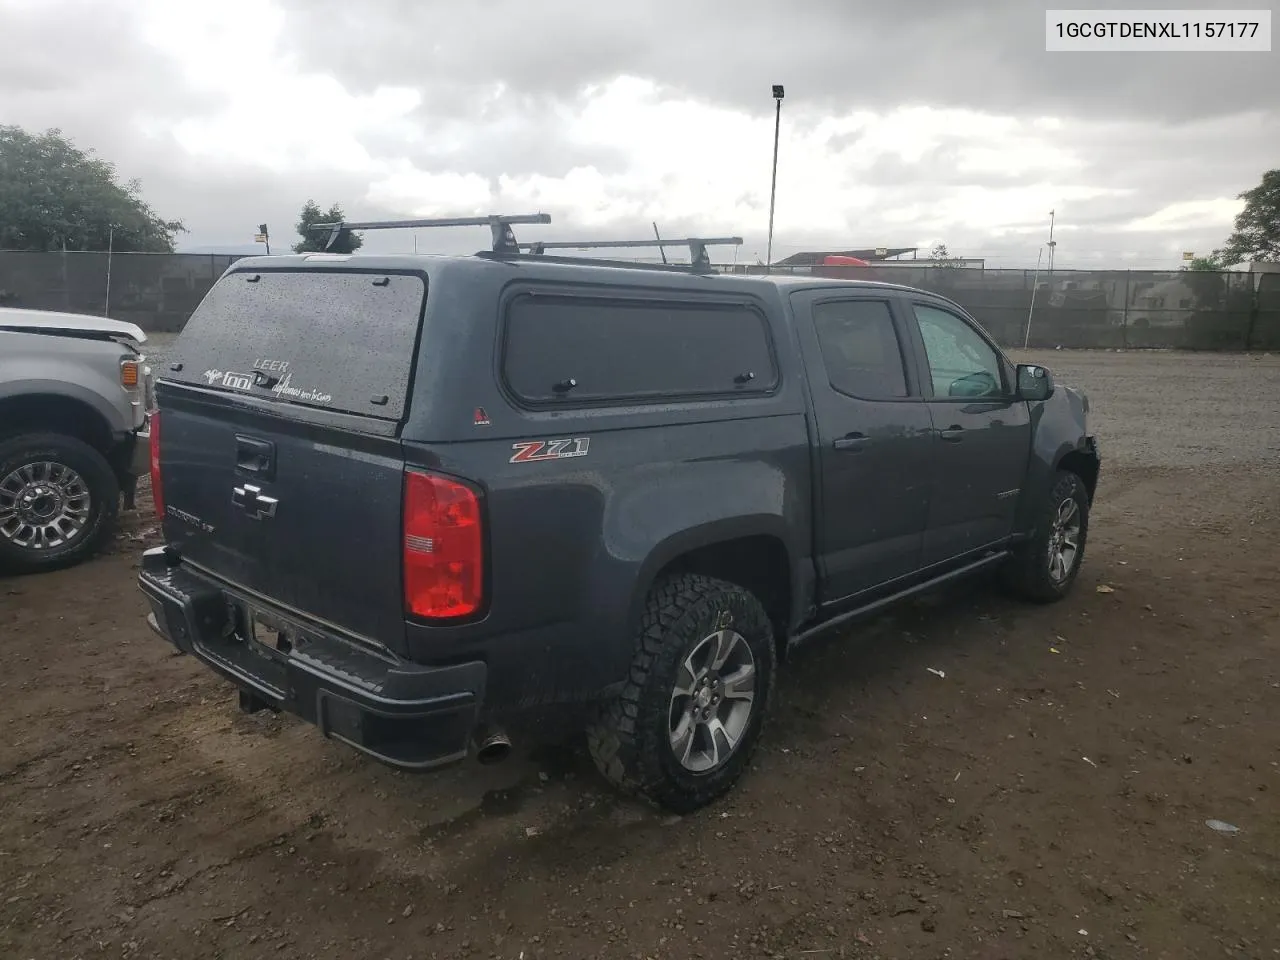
<box><xmin>2</xmin><ymin>349</ymin><xmax>1278</xmax><ymax>960</ymax></box>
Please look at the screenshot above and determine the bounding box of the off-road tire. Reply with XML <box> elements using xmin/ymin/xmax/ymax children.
<box><xmin>0</xmin><ymin>433</ymin><xmax>120</xmax><ymax>575</ymax></box>
<box><xmin>586</xmin><ymin>573</ymin><xmax>777</xmax><ymax>813</ymax></box>
<box><xmin>1002</xmin><ymin>469</ymin><xmax>1090</xmax><ymax>603</ymax></box>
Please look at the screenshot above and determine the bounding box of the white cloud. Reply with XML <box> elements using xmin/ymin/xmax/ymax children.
<box><xmin>137</xmin><ymin>0</ymin><xmax>423</xmax><ymax>174</ymax></box>
<box><xmin>367</xmin><ymin>167</ymin><xmax>494</xmax><ymax>215</ymax></box>
<box><xmin>1121</xmin><ymin>198</ymin><xmax>1245</xmax><ymax>233</ymax></box>
<box><xmin>4</xmin><ymin>0</ymin><xmax>1272</xmax><ymax>268</ymax></box>
<box><xmin>479</xmin><ymin>79</ymin><xmax>1109</xmax><ymax>249</ymax></box>
<box><xmin>149</xmin><ymin>52</ymin><xmax>1114</xmax><ymax>256</ymax></box>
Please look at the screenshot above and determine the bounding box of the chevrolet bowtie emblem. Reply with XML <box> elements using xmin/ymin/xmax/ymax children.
<box><xmin>232</xmin><ymin>483</ymin><xmax>278</xmax><ymax>520</ymax></box>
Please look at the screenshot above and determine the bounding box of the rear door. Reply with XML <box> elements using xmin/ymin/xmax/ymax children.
<box><xmin>155</xmin><ymin>266</ymin><xmax>427</xmax><ymax>651</ymax></box>
<box><xmin>904</xmin><ymin>300</ymin><xmax>1032</xmax><ymax>565</ymax></box>
<box><xmin>790</xmin><ymin>290</ymin><xmax>935</xmax><ymax>604</ymax></box>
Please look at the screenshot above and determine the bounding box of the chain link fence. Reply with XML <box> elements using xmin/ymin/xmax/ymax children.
<box><xmin>0</xmin><ymin>251</ymin><xmax>245</xmax><ymax>333</ymax></box>
<box><xmin>1</xmin><ymin>251</ymin><xmax>1275</xmax><ymax>349</ymax></box>
<box><xmin>731</xmin><ymin>264</ymin><xmax>1272</xmax><ymax>350</ymax></box>
<box><xmin>1254</xmin><ymin>273</ymin><xmax>1280</xmax><ymax>350</ymax></box>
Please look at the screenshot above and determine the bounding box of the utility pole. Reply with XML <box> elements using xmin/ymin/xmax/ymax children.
<box><xmin>652</xmin><ymin>222</ymin><xmax>668</xmax><ymax>264</ymax></box>
<box><xmin>1024</xmin><ymin>245</ymin><xmax>1045</xmax><ymax>349</ymax></box>
<box><xmin>104</xmin><ymin>225</ymin><xmax>114</xmax><ymax>317</ymax></box>
<box><xmin>766</xmin><ymin>84</ymin><xmax>785</xmax><ymax>273</ymax></box>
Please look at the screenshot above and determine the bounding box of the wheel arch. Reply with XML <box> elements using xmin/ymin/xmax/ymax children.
<box><xmin>0</xmin><ymin>390</ymin><xmax>117</xmax><ymax>453</ymax></box>
<box><xmin>630</xmin><ymin>518</ymin><xmax>798</xmax><ymax>662</ymax></box>
<box><xmin>1056</xmin><ymin>446</ymin><xmax>1100</xmax><ymax>503</ymax></box>
<box><xmin>1017</xmin><ymin>433</ymin><xmax>1100</xmax><ymax>535</ymax></box>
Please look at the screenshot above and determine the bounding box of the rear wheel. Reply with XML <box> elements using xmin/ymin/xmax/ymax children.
<box><xmin>1003</xmin><ymin>470</ymin><xmax>1090</xmax><ymax>602</ymax></box>
<box><xmin>0</xmin><ymin>433</ymin><xmax>119</xmax><ymax>574</ymax></box>
<box><xmin>587</xmin><ymin>573</ymin><xmax>777</xmax><ymax>813</ymax></box>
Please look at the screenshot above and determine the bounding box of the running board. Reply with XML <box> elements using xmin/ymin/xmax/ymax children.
<box><xmin>791</xmin><ymin>551</ymin><xmax>1010</xmax><ymax>647</ymax></box>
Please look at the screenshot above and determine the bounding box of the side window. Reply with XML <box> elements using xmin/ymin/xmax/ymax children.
<box><xmin>503</xmin><ymin>294</ymin><xmax>777</xmax><ymax>404</ymax></box>
<box><xmin>811</xmin><ymin>299</ymin><xmax>909</xmax><ymax>399</ymax></box>
<box><xmin>911</xmin><ymin>304</ymin><xmax>1004</xmax><ymax>399</ymax></box>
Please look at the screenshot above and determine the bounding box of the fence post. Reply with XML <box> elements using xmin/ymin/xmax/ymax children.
<box><xmin>1121</xmin><ymin>271</ymin><xmax>1130</xmax><ymax>349</ymax></box>
<box><xmin>1243</xmin><ymin>273</ymin><xmax>1259</xmax><ymax>351</ymax></box>
<box><xmin>60</xmin><ymin>246</ymin><xmax>71</xmax><ymax>312</ymax></box>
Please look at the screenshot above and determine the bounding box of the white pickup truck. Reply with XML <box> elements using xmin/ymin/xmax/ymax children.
<box><xmin>0</xmin><ymin>307</ymin><xmax>155</xmax><ymax>573</ymax></box>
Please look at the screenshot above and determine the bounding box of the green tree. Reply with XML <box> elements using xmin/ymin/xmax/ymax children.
<box><xmin>1183</xmin><ymin>256</ymin><xmax>1222</xmax><ymax>271</ymax></box>
<box><xmin>292</xmin><ymin>200</ymin><xmax>363</xmax><ymax>253</ymax></box>
<box><xmin>1181</xmin><ymin>262</ymin><xmax>1227</xmax><ymax>311</ymax></box>
<box><xmin>1179</xmin><ymin>254</ymin><xmax>1245</xmax><ymax>350</ymax></box>
<box><xmin>929</xmin><ymin>241</ymin><xmax>964</xmax><ymax>267</ymax></box>
<box><xmin>1212</xmin><ymin>169</ymin><xmax>1280</xmax><ymax>266</ymax></box>
<box><xmin>0</xmin><ymin>126</ymin><xmax>184</xmax><ymax>252</ymax></box>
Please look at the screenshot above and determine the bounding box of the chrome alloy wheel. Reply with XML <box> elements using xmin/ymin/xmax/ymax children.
<box><xmin>0</xmin><ymin>461</ymin><xmax>92</xmax><ymax>551</ymax></box>
<box><xmin>1047</xmin><ymin>495</ymin><xmax>1082</xmax><ymax>583</ymax></box>
<box><xmin>668</xmin><ymin>628</ymin><xmax>757</xmax><ymax>773</ymax></box>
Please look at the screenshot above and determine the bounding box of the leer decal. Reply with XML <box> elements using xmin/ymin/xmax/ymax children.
<box><xmin>510</xmin><ymin>437</ymin><xmax>590</xmax><ymax>463</ymax></box>
<box><xmin>201</xmin><ymin>368</ymin><xmax>332</xmax><ymax>404</ymax></box>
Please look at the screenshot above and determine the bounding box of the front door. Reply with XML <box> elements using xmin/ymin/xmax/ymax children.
<box><xmin>905</xmin><ymin>301</ymin><xmax>1032</xmax><ymax>566</ymax></box>
<box><xmin>792</xmin><ymin>292</ymin><xmax>936</xmax><ymax>603</ymax></box>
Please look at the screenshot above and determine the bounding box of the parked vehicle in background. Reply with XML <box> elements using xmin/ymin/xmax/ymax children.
<box><xmin>0</xmin><ymin>308</ymin><xmax>155</xmax><ymax>573</ymax></box>
<box><xmin>139</xmin><ymin>216</ymin><xmax>1100</xmax><ymax>812</ymax></box>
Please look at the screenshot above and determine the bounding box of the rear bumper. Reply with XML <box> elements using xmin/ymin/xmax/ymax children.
<box><xmin>138</xmin><ymin>546</ymin><xmax>486</xmax><ymax>771</ymax></box>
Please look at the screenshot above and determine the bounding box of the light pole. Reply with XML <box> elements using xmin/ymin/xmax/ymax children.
<box><xmin>1046</xmin><ymin>209</ymin><xmax>1056</xmax><ymax>273</ymax></box>
<box><xmin>766</xmin><ymin>84</ymin><xmax>784</xmax><ymax>272</ymax></box>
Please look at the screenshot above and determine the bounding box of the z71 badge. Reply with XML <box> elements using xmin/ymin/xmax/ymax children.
<box><xmin>510</xmin><ymin>437</ymin><xmax>590</xmax><ymax>463</ymax></box>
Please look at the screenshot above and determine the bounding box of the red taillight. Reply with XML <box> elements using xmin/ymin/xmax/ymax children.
<box><xmin>149</xmin><ymin>412</ymin><xmax>163</xmax><ymax>519</ymax></box>
<box><xmin>403</xmin><ymin>470</ymin><xmax>484</xmax><ymax>619</ymax></box>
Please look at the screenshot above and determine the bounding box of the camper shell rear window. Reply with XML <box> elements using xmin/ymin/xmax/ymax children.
<box><xmin>164</xmin><ymin>269</ymin><xmax>426</xmax><ymax>419</ymax></box>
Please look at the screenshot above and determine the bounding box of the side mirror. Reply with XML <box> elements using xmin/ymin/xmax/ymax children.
<box><xmin>1016</xmin><ymin>363</ymin><xmax>1054</xmax><ymax>401</ymax></box>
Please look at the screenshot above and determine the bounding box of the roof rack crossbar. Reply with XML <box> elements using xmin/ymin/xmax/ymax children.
<box><xmin>474</xmin><ymin>251</ymin><xmax>713</xmax><ymax>274</ymax></box>
<box><xmin>517</xmin><ymin>237</ymin><xmax>743</xmax><ymax>269</ymax></box>
<box><xmin>308</xmin><ymin>213</ymin><xmax>551</xmax><ymax>253</ymax></box>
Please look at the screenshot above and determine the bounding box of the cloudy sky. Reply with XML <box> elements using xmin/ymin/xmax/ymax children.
<box><xmin>2</xmin><ymin>0</ymin><xmax>1275</xmax><ymax>267</ymax></box>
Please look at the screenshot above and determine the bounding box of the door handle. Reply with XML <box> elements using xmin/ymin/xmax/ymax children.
<box><xmin>235</xmin><ymin>435</ymin><xmax>276</xmax><ymax>479</ymax></box>
<box><xmin>832</xmin><ymin>433</ymin><xmax>869</xmax><ymax>452</ymax></box>
<box><xmin>938</xmin><ymin>427</ymin><xmax>965</xmax><ymax>442</ymax></box>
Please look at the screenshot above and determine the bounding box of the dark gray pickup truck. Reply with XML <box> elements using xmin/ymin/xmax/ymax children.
<box><xmin>139</xmin><ymin>223</ymin><xmax>1099</xmax><ymax>812</ymax></box>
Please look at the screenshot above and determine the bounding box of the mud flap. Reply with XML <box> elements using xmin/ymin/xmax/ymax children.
<box><xmin>122</xmin><ymin>473</ymin><xmax>138</xmax><ymax>511</ymax></box>
<box><xmin>238</xmin><ymin>689</ymin><xmax>277</xmax><ymax>715</ymax></box>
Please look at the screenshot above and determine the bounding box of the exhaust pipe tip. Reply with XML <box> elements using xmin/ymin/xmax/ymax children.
<box><xmin>474</xmin><ymin>728</ymin><xmax>513</xmax><ymax>765</ymax></box>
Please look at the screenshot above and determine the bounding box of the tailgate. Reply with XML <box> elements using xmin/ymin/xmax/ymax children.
<box><xmin>154</xmin><ymin>266</ymin><xmax>428</xmax><ymax>651</ymax></box>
